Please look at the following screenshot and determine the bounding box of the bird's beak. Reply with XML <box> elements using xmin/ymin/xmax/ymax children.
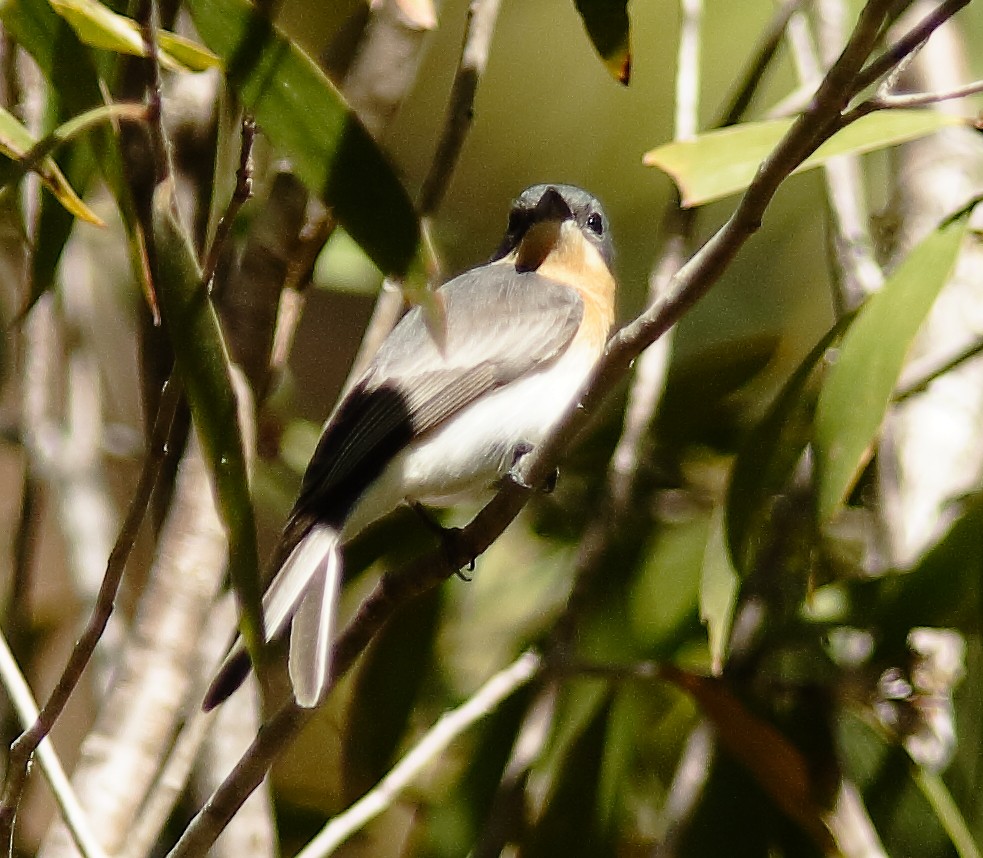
<box><xmin>515</xmin><ymin>187</ymin><xmax>575</xmax><ymax>272</ymax></box>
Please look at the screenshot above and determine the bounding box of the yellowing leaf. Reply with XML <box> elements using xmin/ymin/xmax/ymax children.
<box><xmin>574</xmin><ymin>0</ymin><xmax>631</xmax><ymax>85</ymax></box>
<box><xmin>48</xmin><ymin>0</ymin><xmax>219</xmax><ymax>71</ymax></box>
<box><xmin>644</xmin><ymin>110</ymin><xmax>962</xmax><ymax>207</ymax></box>
<box><xmin>0</xmin><ymin>103</ymin><xmax>103</xmax><ymax>225</ymax></box>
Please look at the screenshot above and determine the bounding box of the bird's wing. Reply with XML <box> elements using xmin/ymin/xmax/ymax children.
<box><xmin>295</xmin><ymin>266</ymin><xmax>584</xmax><ymax>520</ymax></box>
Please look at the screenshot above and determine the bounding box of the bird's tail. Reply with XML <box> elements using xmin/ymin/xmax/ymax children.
<box><xmin>202</xmin><ymin>524</ymin><xmax>342</xmax><ymax>711</ymax></box>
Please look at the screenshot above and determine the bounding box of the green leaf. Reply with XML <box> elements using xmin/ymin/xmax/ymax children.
<box><xmin>700</xmin><ymin>507</ymin><xmax>739</xmax><ymax>675</ymax></box>
<box><xmin>2</xmin><ymin>0</ymin><xmax>155</xmax><ymax>313</ymax></box>
<box><xmin>151</xmin><ymin>179</ymin><xmax>263</xmax><ymax>662</ymax></box>
<box><xmin>0</xmin><ymin>101</ymin><xmax>105</xmax><ymax>225</ymax></box>
<box><xmin>48</xmin><ymin>0</ymin><xmax>220</xmax><ymax>71</ymax></box>
<box><xmin>574</xmin><ymin>0</ymin><xmax>631</xmax><ymax>85</ymax></box>
<box><xmin>814</xmin><ymin>210</ymin><xmax>971</xmax><ymax>522</ymax></box>
<box><xmin>644</xmin><ymin>110</ymin><xmax>962</xmax><ymax>207</ymax></box>
<box><xmin>726</xmin><ymin>319</ymin><xmax>851</xmax><ymax>575</ymax></box>
<box><xmin>185</xmin><ymin>0</ymin><xmax>420</xmax><ymax>277</ymax></box>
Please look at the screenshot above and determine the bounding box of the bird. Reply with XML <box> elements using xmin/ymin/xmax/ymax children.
<box><xmin>203</xmin><ymin>183</ymin><xmax>617</xmax><ymax>711</ymax></box>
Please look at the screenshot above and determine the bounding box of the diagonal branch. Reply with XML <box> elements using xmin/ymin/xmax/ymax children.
<box><xmin>164</xmin><ymin>4</ymin><xmax>912</xmax><ymax>853</ymax></box>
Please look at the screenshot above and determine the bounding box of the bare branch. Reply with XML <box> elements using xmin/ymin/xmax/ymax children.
<box><xmin>296</xmin><ymin>652</ymin><xmax>542</xmax><ymax>858</ymax></box>
<box><xmin>203</xmin><ymin>116</ymin><xmax>255</xmax><ymax>292</ymax></box>
<box><xmin>0</xmin><ymin>632</ymin><xmax>108</xmax><ymax>858</ymax></box>
<box><xmin>789</xmin><ymin>0</ymin><xmax>884</xmax><ymax>311</ymax></box>
<box><xmin>857</xmin><ymin>77</ymin><xmax>983</xmax><ymax>112</ymax></box>
<box><xmin>418</xmin><ymin>0</ymin><xmax>503</xmax><ymax>216</ymax></box>
<box><xmin>853</xmin><ymin>0</ymin><xmax>972</xmax><ymax>95</ymax></box>
<box><xmin>0</xmin><ymin>377</ymin><xmax>181</xmax><ymax>850</ymax></box>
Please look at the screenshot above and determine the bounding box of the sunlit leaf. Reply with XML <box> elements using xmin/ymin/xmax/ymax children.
<box><xmin>574</xmin><ymin>0</ymin><xmax>631</xmax><ymax>84</ymax></box>
<box><xmin>0</xmin><ymin>102</ymin><xmax>105</xmax><ymax>225</ymax></box>
<box><xmin>644</xmin><ymin>110</ymin><xmax>962</xmax><ymax>207</ymax></box>
<box><xmin>3</xmin><ymin>0</ymin><xmax>155</xmax><ymax>313</ymax></box>
<box><xmin>814</xmin><ymin>210</ymin><xmax>971</xmax><ymax>522</ymax></box>
<box><xmin>157</xmin><ymin>31</ymin><xmax>222</xmax><ymax>70</ymax></box>
<box><xmin>48</xmin><ymin>0</ymin><xmax>219</xmax><ymax>71</ymax></box>
<box><xmin>185</xmin><ymin>0</ymin><xmax>420</xmax><ymax>277</ymax></box>
<box><xmin>151</xmin><ymin>179</ymin><xmax>263</xmax><ymax>661</ymax></box>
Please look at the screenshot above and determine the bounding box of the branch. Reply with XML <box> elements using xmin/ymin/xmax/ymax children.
<box><xmin>418</xmin><ymin>0</ymin><xmax>502</xmax><ymax>217</ymax></box>
<box><xmin>0</xmin><ymin>631</ymin><xmax>108</xmax><ymax>858</ymax></box>
<box><xmin>852</xmin><ymin>0</ymin><xmax>972</xmax><ymax>94</ymax></box>
<box><xmin>296</xmin><ymin>651</ymin><xmax>542</xmax><ymax>858</ymax></box>
<box><xmin>202</xmin><ymin>115</ymin><xmax>255</xmax><ymax>292</ymax></box>
<box><xmin>846</xmin><ymin>76</ymin><xmax>983</xmax><ymax>118</ymax></box>
<box><xmin>0</xmin><ymin>377</ymin><xmax>181</xmax><ymax>851</ymax></box>
<box><xmin>789</xmin><ymin>0</ymin><xmax>884</xmax><ymax>311</ymax></box>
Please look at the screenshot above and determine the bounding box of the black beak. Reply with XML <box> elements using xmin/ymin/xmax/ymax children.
<box><xmin>532</xmin><ymin>186</ymin><xmax>573</xmax><ymax>222</ymax></box>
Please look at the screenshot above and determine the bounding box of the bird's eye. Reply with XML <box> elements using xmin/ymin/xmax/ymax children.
<box><xmin>586</xmin><ymin>212</ymin><xmax>604</xmax><ymax>236</ymax></box>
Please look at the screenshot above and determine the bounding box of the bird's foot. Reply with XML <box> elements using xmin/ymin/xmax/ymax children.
<box><xmin>508</xmin><ymin>441</ymin><xmax>559</xmax><ymax>493</ymax></box>
<box><xmin>411</xmin><ymin>502</ymin><xmax>475</xmax><ymax>581</ymax></box>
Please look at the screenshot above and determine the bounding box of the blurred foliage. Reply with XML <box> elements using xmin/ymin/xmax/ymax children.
<box><xmin>1</xmin><ymin>1</ymin><xmax>983</xmax><ymax>857</ymax></box>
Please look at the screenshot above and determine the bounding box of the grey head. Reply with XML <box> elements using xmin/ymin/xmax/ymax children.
<box><xmin>491</xmin><ymin>183</ymin><xmax>614</xmax><ymax>270</ymax></box>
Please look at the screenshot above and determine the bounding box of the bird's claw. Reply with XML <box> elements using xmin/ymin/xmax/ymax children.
<box><xmin>508</xmin><ymin>441</ymin><xmax>558</xmax><ymax>493</ymax></box>
<box><xmin>411</xmin><ymin>502</ymin><xmax>477</xmax><ymax>581</ymax></box>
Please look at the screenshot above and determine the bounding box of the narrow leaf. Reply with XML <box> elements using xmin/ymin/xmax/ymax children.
<box><xmin>2</xmin><ymin>0</ymin><xmax>156</xmax><ymax>312</ymax></box>
<box><xmin>151</xmin><ymin>180</ymin><xmax>264</xmax><ymax>662</ymax></box>
<box><xmin>0</xmin><ymin>102</ymin><xmax>104</xmax><ymax>225</ymax></box>
<box><xmin>700</xmin><ymin>507</ymin><xmax>739</xmax><ymax>675</ymax></box>
<box><xmin>185</xmin><ymin>0</ymin><xmax>420</xmax><ymax>276</ymax></box>
<box><xmin>644</xmin><ymin>110</ymin><xmax>961</xmax><ymax>207</ymax></box>
<box><xmin>48</xmin><ymin>0</ymin><xmax>220</xmax><ymax>71</ymax></box>
<box><xmin>574</xmin><ymin>0</ymin><xmax>631</xmax><ymax>85</ymax></box>
<box><xmin>814</xmin><ymin>210</ymin><xmax>971</xmax><ymax>522</ymax></box>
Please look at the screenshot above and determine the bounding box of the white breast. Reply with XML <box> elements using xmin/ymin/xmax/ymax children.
<box><xmin>341</xmin><ymin>343</ymin><xmax>598</xmax><ymax>539</ymax></box>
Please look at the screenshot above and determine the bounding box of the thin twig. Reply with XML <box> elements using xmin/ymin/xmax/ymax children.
<box><xmin>296</xmin><ymin>651</ymin><xmax>542</xmax><ymax>858</ymax></box>
<box><xmin>0</xmin><ymin>377</ymin><xmax>181</xmax><ymax>850</ymax></box>
<box><xmin>137</xmin><ymin>0</ymin><xmax>171</xmax><ymax>182</ymax></box>
<box><xmin>165</xmin><ymin>6</ymin><xmax>905</xmax><ymax>852</ymax></box>
<box><xmin>791</xmin><ymin>0</ymin><xmax>884</xmax><ymax>311</ymax></box>
<box><xmin>846</xmin><ymin>76</ymin><xmax>983</xmax><ymax>120</ymax></box>
<box><xmin>0</xmin><ymin>632</ymin><xmax>109</xmax><ymax>858</ymax></box>
<box><xmin>203</xmin><ymin>116</ymin><xmax>256</xmax><ymax>291</ymax></box>
<box><xmin>852</xmin><ymin>0</ymin><xmax>972</xmax><ymax>95</ymax></box>
<box><xmin>418</xmin><ymin>0</ymin><xmax>502</xmax><ymax>216</ymax></box>
<box><xmin>895</xmin><ymin>336</ymin><xmax>983</xmax><ymax>402</ymax></box>
<box><xmin>716</xmin><ymin>0</ymin><xmax>807</xmax><ymax>127</ymax></box>
<box><xmin>348</xmin><ymin>0</ymin><xmax>504</xmax><ymax>381</ymax></box>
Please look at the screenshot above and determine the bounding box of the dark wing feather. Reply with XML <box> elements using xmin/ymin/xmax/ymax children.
<box><xmin>294</xmin><ymin>266</ymin><xmax>583</xmax><ymax>522</ymax></box>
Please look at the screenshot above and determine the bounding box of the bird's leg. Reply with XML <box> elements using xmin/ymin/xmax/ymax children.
<box><xmin>507</xmin><ymin>441</ymin><xmax>559</xmax><ymax>494</ymax></box>
<box><xmin>410</xmin><ymin>502</ymin><xmax>474</xmax><ymax>581</ymax></box>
